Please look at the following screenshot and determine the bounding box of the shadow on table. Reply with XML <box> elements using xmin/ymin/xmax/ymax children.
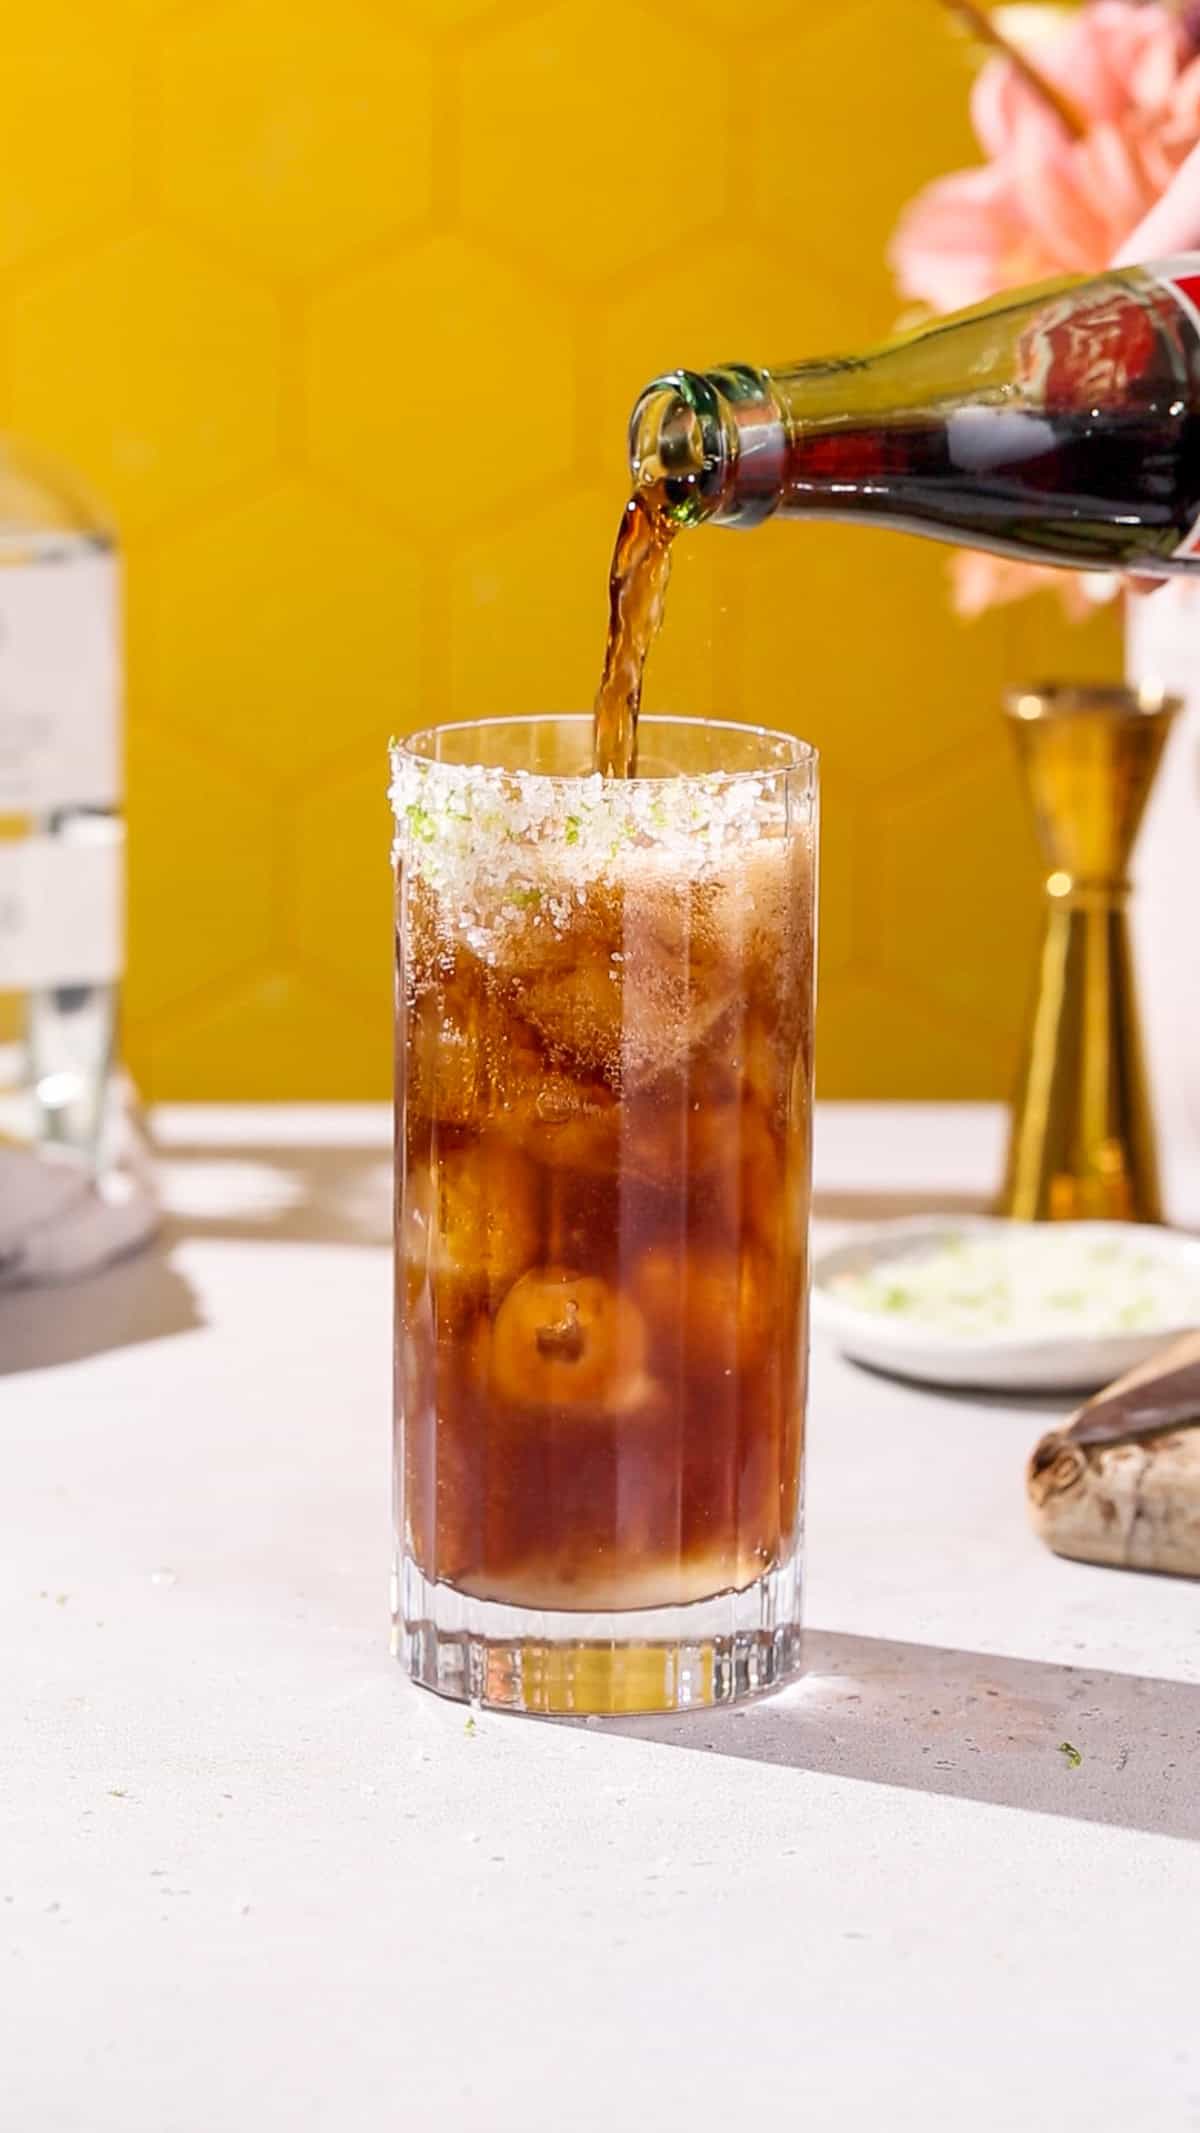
<box><xmin>0</xmin><ymin>1241</ymin><xmax>200</xmax><ymax>1377</ymax></box>
<box><xmin>0</xmin><ymin>1132</ymin><xmax>389</xmax><ymax>1376</ymax></box>
<box><xmin>154</xmin><ymin>1140</ymin><xmax>391</xmax><ymax>1251</ymax></box>
<box><xmin>596</xmin><ymin>1629</ymin><xmax>1200</xmax><ymax>1841</ymax></box>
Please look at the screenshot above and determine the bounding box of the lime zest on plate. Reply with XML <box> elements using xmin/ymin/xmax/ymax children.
<box><xmin>828</xmin><ymin>1229</ymin><xmax>1200</xmax><ymax>1344</ymax></box>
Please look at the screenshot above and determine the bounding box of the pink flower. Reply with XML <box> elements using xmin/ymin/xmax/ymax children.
<box><xmin>892</xmin><ymin>4</ymin><xmax>1198</xmax><ymax>310</ymax></box>
<box><xmin>952</xmin><ymin>550</ymin><xmax>1120</xmax><ymax>620</ymax></box>
<box><xmin>890</xmin><ymin>2</ymin><xmax>1200</xmax><ymax>619</ymax></box>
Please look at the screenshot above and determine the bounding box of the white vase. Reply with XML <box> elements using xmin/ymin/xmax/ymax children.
<box><xmin>1125</xmin><ymin>582</ymin><xmax>1200</xmax><ymax>1228</ymax></box>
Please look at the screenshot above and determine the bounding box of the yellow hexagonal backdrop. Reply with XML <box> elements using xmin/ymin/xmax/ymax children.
<box><xmin>156</xmin><ymin>1</ymin><xmax>435</xmax><ymax>276</ymax></box>
<box><xmin>0</xmin><ymin>0</ymin><xmax>1120</xmax><ymax>1100</ymax></box>
<box><xmin>0</xmin><ymin>9</ymin><xmax>136</xmax><ymax>272</ymax></box>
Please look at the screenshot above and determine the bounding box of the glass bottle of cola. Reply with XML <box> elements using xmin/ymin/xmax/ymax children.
<box><xmin>628</xmin><ymin>257</ymin><xmax>1200</xmax><ymax>574</ymax></box>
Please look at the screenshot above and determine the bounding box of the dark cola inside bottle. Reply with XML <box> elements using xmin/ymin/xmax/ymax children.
<box><xmin>629</xmin><ymin>258</ymin><xmax>1200</xmax><ymax>570</ymax></box>
<box><xmin>592</xmin><ymin>258</ymin><xmax>1200</xmax><ymax>777</ymax></box>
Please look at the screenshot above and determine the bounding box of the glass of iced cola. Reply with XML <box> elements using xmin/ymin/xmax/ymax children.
<box><xmin>391</xmin><ymin>716</ymin><xmax>817</xmax><ymax>1714</ymax></box>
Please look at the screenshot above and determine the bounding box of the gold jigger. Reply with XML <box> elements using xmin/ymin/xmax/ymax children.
<box><xmin>1000</xmin><ymin>682</ymin><xmax>1181</xmax><ymax>1225</ymax></box>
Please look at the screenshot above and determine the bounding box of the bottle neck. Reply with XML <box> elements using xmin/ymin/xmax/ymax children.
<box><xmin>628</xmin><ymin>365</ymin><xmax>788</xmax><ymax>528</ymax></box>
<box><xmin>628</xmin><ymin>353</ymin><xmax>958</xmax><ymax>529</ymax></box>
<box><xmin>625</xmin><ymin>263</ymin><xmax>1200</xmax><ymax>570</ymax></box>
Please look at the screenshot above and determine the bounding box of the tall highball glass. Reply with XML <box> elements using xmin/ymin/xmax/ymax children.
<box><xmin>391</xmin><ymin>715</ymin><xmax>817</xmax><ymax>1715</ymax></box>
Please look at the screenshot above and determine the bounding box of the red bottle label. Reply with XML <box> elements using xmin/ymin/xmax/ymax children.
<box><xmin>1019</xmin><ymin>282</ymin><xmax>1159</xmax><ymax>410</ymax></box>
<box><xmin>1152</xmin><ymin>257</ymin><xmax>1200</xmax><ymax>557</ymax></box>
<box><xmin>1155</xmin><ymin>257</ymin><xmax>1200</xmax><ymax>329</ymax></box>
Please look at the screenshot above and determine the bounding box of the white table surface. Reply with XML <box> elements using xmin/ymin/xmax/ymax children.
<box><xmin>4</xmin><ymin>1103</ymin><xmax>1199</xmax><ymax>2133</ymax></box>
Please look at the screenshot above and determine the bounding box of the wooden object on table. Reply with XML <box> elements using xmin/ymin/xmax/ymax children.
<box><xmin>1028</xmin><ymin>1330</ymin><xmax>1200</xmax><ymax>1577</ymax></box>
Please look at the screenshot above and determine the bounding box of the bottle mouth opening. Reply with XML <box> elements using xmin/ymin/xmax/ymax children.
<box><xmin>628</xmin><ymin>366</ymin><xmax>787</xmax><ymax>528</ymax></box>
<box><xmin>627</xmin><ymin>372</ymin><xmax>728</xmax><ymax>525</ymax></box>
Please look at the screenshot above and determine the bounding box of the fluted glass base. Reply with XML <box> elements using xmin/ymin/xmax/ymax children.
<box><xmin>394</xmin><ymin>1549</ymin><xmax>803</xmax><ymax>1716</ymax></box>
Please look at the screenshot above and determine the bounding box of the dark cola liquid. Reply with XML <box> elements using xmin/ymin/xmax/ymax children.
<box><xmin>592</xmin><ymin>485</ymin><xmax>676</xmax><ymax>779</ymax></box>
<box><xmin>399</xmin><ymin>808</ymin><xmax>812</xmax><ymax>1615</ymax></box>
<box><xmin>779</xmin><ymin>402</ymin><xmax>1200</xmax><ymax>569</ymax></box>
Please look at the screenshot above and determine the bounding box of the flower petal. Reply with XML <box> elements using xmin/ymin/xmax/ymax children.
<box><xmin>1009</xmin><ymin>136</ymin><xmax>1108</xmax><ymax>272</ymax></box>
<box><xmin>1166</xmin><ymin>54</ymin><xmax>1200</xmax><ymax>132</ymax></box>
<box><xmin>972</xmin><ymin>51</ymin><xmax>1065</xmax><ymax>161</ymax></box>
<box><xmin>890</xmin><ymin>166</ymin><xmax>1033</xmax><ymax>312</ymax></box>
<box><xmin>1058</xmin><ymin>2</ymin><xmax>1183</xmax><ymax>121</ymax></box>
<box><xmin>1082</xmin><ymin>121</ymin><xmax>1163</xmax><ymax>243</ymax></box>
<box><xmin>951</xmin><ymin>550</ymin><xmax>1117</xmax><ymax>621</ymax></box>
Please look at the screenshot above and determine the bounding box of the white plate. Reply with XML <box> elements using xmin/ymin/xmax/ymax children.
<box><xmin>811</xmin><ymin>1215</ymin><xmax>1200</xmax><ymax>1393</ymax></box>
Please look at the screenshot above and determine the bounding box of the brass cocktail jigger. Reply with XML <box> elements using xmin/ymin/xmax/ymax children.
<box><xmin>1000</xmin><ymin>683</ymin><xmax>1181</xmax><ymax>1224</ymax></box>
